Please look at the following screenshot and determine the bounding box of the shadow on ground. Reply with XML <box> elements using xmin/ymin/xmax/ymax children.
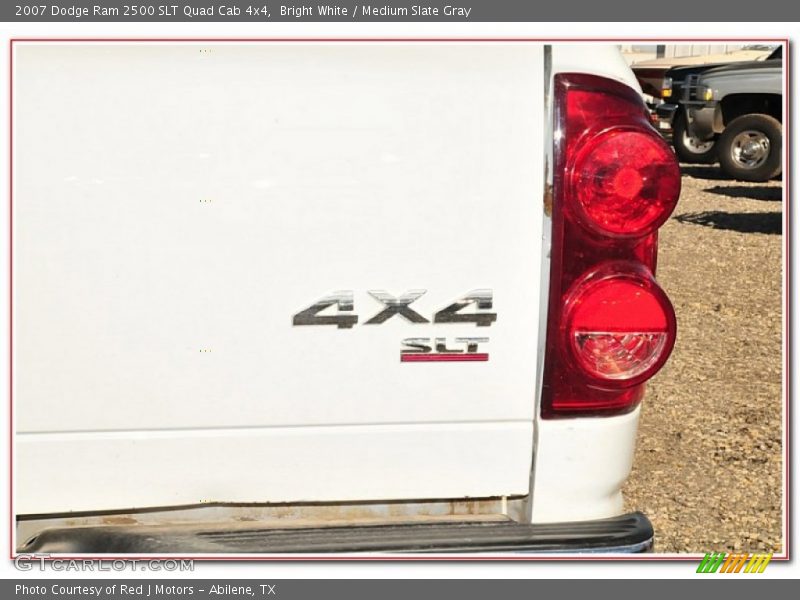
<box><xmin>680</xmin><ymin>165</ymin><xmax>731</xmax><ymax>181</ymax></box>
<box><xmin>704</xmin><ymin>186</ymin><xmax>782</xmax><ymax>202</ymax></box>
<box><xmin>680</xmin><ymin>164</ymin><xmax>783</xmax><ymax>184</ymax></box>
<box><xmin>674</xmin><ymin>211</ymin><xmax>782</xmax><ymax>235</ymax></box>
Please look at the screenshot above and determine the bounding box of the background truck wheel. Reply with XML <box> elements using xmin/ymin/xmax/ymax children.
<box><xmin>672</xmin><ymin>111</ymin><xmax>717</xmax><ymax>164</ymax></box>
<box><xmin>718</xmin><ymin>114</ymin><xmax>782</xmax><ymax>182</ymax></box>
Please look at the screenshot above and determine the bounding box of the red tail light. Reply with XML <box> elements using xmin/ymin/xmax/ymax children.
<box><xmin>571</xmin><ymin>130</ymin><xmax>681</xmax><ymax>237</ymax></box>
<box><xmin>542</xmin><ymin>74</ymin><xmax>680</xmax><ymax>418</ymax></box>
<box><xmin>562</xmin><ymin>262</ymin><xmax>676</xmax><ymax>386</ymax></box>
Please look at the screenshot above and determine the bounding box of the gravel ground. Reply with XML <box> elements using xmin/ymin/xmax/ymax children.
<box><xmin>623</xmin><ymin>165</ymin><xmax>784</xmax><ymax>554</ymax></box>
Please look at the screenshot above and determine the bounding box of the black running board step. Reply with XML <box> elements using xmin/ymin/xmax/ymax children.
<box><xmin>20</xmin><ymin>512</ymin><xmax>653</xmax><ymax>554</ymax></box>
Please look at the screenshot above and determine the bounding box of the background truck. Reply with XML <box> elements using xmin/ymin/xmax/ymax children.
<box><xmin>657</xmin><ymin>63</ymin><xmax>729</xmax><ymax>163</ymax></box>
<box><xmin>635</xmin><ymin>45</ymin><xmax>781</xmax><ymax>165</ymax></box>
<box><xmin>12</xmin><ymin>42</ymin><xmax>680</xmax><ymax>554</ymax></box>
<box><xmin>682</xmin><ymin>50</ymin><xmax>783</xmax><ymax>181</ymax></box>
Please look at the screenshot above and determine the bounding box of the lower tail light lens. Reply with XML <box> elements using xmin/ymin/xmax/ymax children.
<box><xmin>571</xmin><ymin>129</ymin><xmax>681</xmax><ymax>238</ymax></box>
<box><xmin>562</xmin><ymin>264</ymin><xmax>676</xmax><ymax>387</ymax></box>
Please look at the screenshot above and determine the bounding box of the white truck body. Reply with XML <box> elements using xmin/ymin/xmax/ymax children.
<box><xmin>12</xmin><ymin>42</ymin><xmax>650</xmax><ymax>551</ymax></box>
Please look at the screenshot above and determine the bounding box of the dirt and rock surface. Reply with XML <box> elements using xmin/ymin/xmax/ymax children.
<box><xmin>623</xmin><ymin>165</ymin><xmax>784</xmax><ymax>554</ymax></box>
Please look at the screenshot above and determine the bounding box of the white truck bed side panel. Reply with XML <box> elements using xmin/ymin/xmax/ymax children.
<box><xmin>17</xmin><ymin>423</ymin><xmax>533</xmax><ymax>514</ymax></box>
<box><xmin>13</xmin><ymin>42</ymin><xmax>545</xmax><ymax>513</ymax></box>
<box><xmin>531</xmin><ymin>408</ymin><xmax>640</xmax><ymax>523</ymax></box>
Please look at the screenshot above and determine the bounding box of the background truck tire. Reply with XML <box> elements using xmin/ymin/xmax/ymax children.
<box><xmin>718</xmin><ymin>114</ymin><xmax>782</xmax><ymax>182</ymax></box>
<box><xmin>672</xmin><ymin>111</ymin><xmax>718</xmax><ymax>164</ymax></box>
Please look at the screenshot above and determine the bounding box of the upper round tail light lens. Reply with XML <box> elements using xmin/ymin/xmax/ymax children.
<box><xmin>570</xmin><ymin>128</ymin><xmax>681</xmax><ymax>238</ymax></box>
<box><xmin>562</xmin><ymin>263</ymin><xmax>676</xmax><ymax>388</ymax></box>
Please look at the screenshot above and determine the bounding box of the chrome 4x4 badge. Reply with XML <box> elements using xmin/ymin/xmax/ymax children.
<box><xmin>292</xmin><ymin>289</ymin><xmax>496</xmax><ymax>362</ymax></box>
